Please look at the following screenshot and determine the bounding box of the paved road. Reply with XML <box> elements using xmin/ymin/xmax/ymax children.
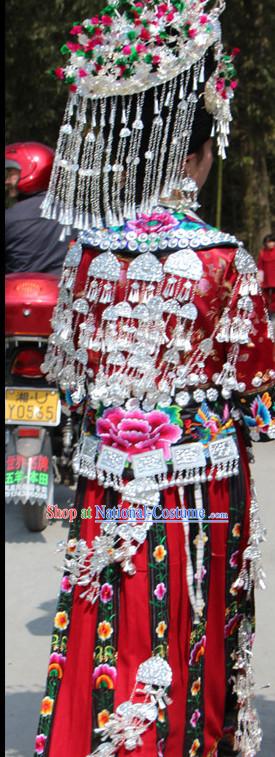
<box><xmin>5</xmin><ymin>445</ymin><xmax>275</xmax><ymax>756</ymax></box>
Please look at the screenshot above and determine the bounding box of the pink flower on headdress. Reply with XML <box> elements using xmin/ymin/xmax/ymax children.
<box><xmin>188</xmin><ymin>28</ymin><xmax>197</xmax><ymax>39</ymax></box>
<box><xmin>101</xmin><ymin>15</ymin><xmax>113</xmax><ymax>26</ymax></box>
<box><xmin>157</xmin><ymin>3</ymin><xmax>168</xmax><ymax>17</ymax></box>
<box><xmin>96</xmin><ymin>408</ymin><xmax>181</xmax><ymax>460</ymax></box>
<box><xmin>140</xmin><ymin>27</ymin><xmax>151</xmax><ymax>41</ymax></box>
<box><xmin>216</xmin><ymin>78</ymin><xmax>225</xmax><ymax>92</ymax></box>
<box><xmin>78</xmin><ymin>69</ymin><xmax>88</xmax><ymax>77</ymax></box>
<box><xmin>199</xmin><ymin>15</ymin><xmax>208</xmax><ymax>24</ymax></box>
<box><xmin>55</xmin><ymin>68</ymin><xmax>65</xmax><ymax>80</ymax></box>
<box><xmin>70</xmin><ymin>25</ymin><xmax>83</xmax><ymax>35</ymax></box>
<box><xmin>126</xmin><ymin>210</ymin><xmax>179</xmax><ymax>235</ymax></box>
<box><xmin>136</xmin><ymin>42</ymin><xmax>147</xmax><ymax>53</ymax></box>
<box><xmin>66</xmin><ymin>42</ymin><xmax>82</xmax><ymax>52</ymax></box>
<box><xmin>86</xmin><ymin>37</ymin><xmax>103</xmax><ymax>50</ymax></box>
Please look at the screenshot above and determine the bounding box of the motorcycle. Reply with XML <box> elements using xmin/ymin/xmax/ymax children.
<box><xmin>5</xmin><ymin>273</ymin><xmax>80</xmax><ymax>532</ymax></box>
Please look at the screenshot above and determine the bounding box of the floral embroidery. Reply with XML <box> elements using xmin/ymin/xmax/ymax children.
<box><xmin>34</xmin><ymin>510</ymin><xmax>81</xmax><ymax>756</ymax></box>
<box><xmin>158</xmin><ymin>708</ymin><xmax>166</xmax><ymax>723</ymax></box>
<box><xmin>34</xmin><ymin>734</ymin><xmax>47</xmax><ymax>755</ymax></box>
<box><xmin>96</xmin><ymin>407</ymin><xmax>182</xmax><ymax>460</ymax></box>
<box><xmin>222</xmin><ymin>474</ymin><xmax>247</xmax><ymax>741</ymax></box>
<box><xmin>40</xmin><ymin>697</ymin><xmax>54</xmax><ymax>717</ymax></box>
<box><xmin>189</xmin><ymin>634</ymin><xmax>206</xmax><ymax>665</ymax></box>
<box><xmin>47</xmin><ymin>653</ymin><xmax>66</xmax><ymax>680</ymax></box>
<box><xmin>126</xmin><ymin>210</ymin><xmax>179</xmax><ymax>236</ymax></box>
<box><xmin>54</xmin><ymin>610</ymin><xmax>69</xmax><ymax>630</ymax></box>
<box><xmin>97</xmin><ymin>620</ymin><xmax>113</xmax><ymax>641</ymax></box>
<box><xmin>148</xmin><ymin>520</ymin><xmax>169</xmax><ymax>749</ymax></box>
<box><xmin>100</xmin><ymin>583</ymin><xmax>114</xmax><ymax>603</ymax></box>
<box><xmin>189</xmin><ymin>738</ymin><xmax>201</xmax><ymax>756</ymax></box>
<box><xmin>224</xmin><ymin>612</ymin><xmax>242</xmax><ymax>639</ymax></box>
<box><xmin>154</xmin><ymin>582</ymin><xmax>167</xmax><ymax>601</ymax></box>
<box><xmin>190</xmin><ymin>709</ymin><xmax>201</xmax><ymax>728</ymax></box>
<box><xmin>232</xmin><ymin>523</ymin><xmax>241</xmax><ymax>538</ymax></box>
<box><xmin>156</xmin><ymin>620</ymin><xmax>167</xmax><ymax>638</ymax></box>
<box><xmin>92</xmin><ymin>563</ymin><xmax>119</xmax><ymax>752</ymax></box>
<box><xmin>229</xmin><ymin>550</ymin><xmax>239</xmax><ymax>569</ymax></box>
<box><xmin>92</xmin><ymin>663</ymin><xmax>117</xmax><ymax>689</ymax></box>
<box><xmin>61</xmin><ymin>575</ymin><xmax>73</xmax><ymax>593</ymax></box>
<box><xmin>157</xmin><ymin>738</ymin><xmax>165</xmax><ymax>757</ymax></box>
<box><xmin>97</xmin><ymin>709</ymin><xmax>110</xmax><ymax>729</ymax></box>
<box><xmin>191</xmin><ymin>678</ymin><xmax>201</xmax><ymax>697</ymax></box>
<box><xmin>153</xmin><ymin>544</ymin><xmax>167</xmax><ymax>563</ymax></box>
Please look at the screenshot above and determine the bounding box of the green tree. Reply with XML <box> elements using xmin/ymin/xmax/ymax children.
<box><xmin>5</xmin><ymin>0</ymin><xmax>101</xmax><ymax>145</ymax></box>
<box><xmin>201</xmin><ymin>0</ymin><xmax>275</xmax><ymax>255</ymax></box>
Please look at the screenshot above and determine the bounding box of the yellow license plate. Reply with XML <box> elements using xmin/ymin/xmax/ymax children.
<box><xmin>5</xmin><ymin>388</ymin><xmax>61</xmax><ymax>426</ymax></box>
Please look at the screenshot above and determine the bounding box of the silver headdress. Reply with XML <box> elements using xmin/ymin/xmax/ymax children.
<box><xmin>41</xmin><ymin>0</ymin><xmax>237</xmax><ymax>237</ymax></box>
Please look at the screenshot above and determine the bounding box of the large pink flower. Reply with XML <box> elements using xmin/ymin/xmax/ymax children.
<box><xmin>126</xmin><ymin>211</ymin><xmax>179</xmax><ymax>236</ymax></box>
<box><xmin>96</xmin><ymin>408</ymin><xmax>182</xmax><ymax>460</ymax></box>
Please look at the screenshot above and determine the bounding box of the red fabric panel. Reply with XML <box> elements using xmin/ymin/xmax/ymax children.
<box><xmin>203</xmin><ymin>477</ymin><xmax>229</xmax><ymax>755</ymax></box>
<box><xmin>48</xmin><ymin>481</ymin><xmax>103</xmax><ymax>757</ymax></box>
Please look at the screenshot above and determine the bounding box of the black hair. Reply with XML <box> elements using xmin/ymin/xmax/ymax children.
<box><xmin>101</xmin><ymin>48</ymin><xmax>215</xmax><ymax>211</ymax></box>
<box><xmin>263</xmin><ymin>233</ymin><xmax>275</xmax><ymax>246</ymax></box>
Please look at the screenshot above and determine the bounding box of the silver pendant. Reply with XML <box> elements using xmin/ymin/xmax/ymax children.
<box><xmin>132</xmin><ymin>449</ymin><xmax>167</xmax><ymax>479</ymax></box>
<box><xmin>88</xmin><ymin>251</ymin><xmax>121</xmax><ymax>281</ymax></box>
<box><xmin>164</xmin><ymin>248</ymin><xmax>203</xmax><ymax>280</ymax></box>
<box><xmin>127</xmin><ymin>252</ymin><xmax>163</xmax><ymax>282</ymax></box>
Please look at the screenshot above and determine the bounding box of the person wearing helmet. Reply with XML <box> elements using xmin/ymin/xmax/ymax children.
<box><xmin>5</xmin><ymin>142</ymin><xmax>74</xmax><ymax>275</ymax></box>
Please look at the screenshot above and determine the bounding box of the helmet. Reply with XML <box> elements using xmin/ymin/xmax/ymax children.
<box><xmin>5</xmin><ymin>142</ymin><xmax>54</xmax><ymax>195</ymax></box>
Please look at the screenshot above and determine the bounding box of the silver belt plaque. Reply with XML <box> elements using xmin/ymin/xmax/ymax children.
<box><xmin>171</xmin><ymin>442</ymin><xmax>206</xmax><ymax>472</ymax></box>
<box><xmin>208</xmin><ymin>437</ymin><xmax>239</xmax><ymax>465</ymax></box>
<box><xmin>132</xmin><ymin>449</ymin><xmax>167</xmax><ymax>479</ymax></box>
<box><xmin>97</xmin><ymin>445</ymin><xmax>128</xmax><ymax>476</ymax></box>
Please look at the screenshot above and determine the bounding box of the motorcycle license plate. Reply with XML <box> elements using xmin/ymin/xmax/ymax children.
<box><xmin>5</xmin><ymin>388</ymin><xmax>61</xmax><ymax>427</ymax></box>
